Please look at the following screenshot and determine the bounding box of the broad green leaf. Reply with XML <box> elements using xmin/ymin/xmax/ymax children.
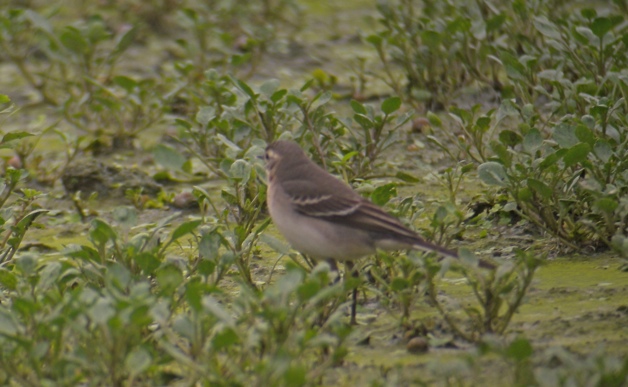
<box><xmin>478</xmin><ymin>162</ymin><xmax>508</xmax><ymax>186</ymax></box>
<box><xmin>311</xmin><ymin>91</ymin><xmax>332</xmax><ymax>110</ymax></box>
<box><xmin>426</xmin><ymin>111</ymin><xmax>442</xmax><ymax>128</ymax></box>
<box><xmin>260</xmin><ymin>79</ymin><xmax>280</xmax><ymax>96</ymax></box>
<box><xmin>156</xmin><ymin>264</ymin><xmax>183</xmax><ymax>292</ymax></box>
<box><xmin>593</xmin><ymin>198</ymin><xmax>618</xmax><ymax>213</ymax></box>
<box><xmin>170</xmin><ymin>220</ymin><xmax>202</xmax><ymax>242</ymax></box>
<box><xmin>395</xmin><ymin>171</ymin><xmax>419</xmax><ymax>183</ymax></box>
<box><xmin>505</xmin><ymin>337</ymin><xmax>533</xmax><ymax>361</ymax></box>
<box><xmin>528</xmin><ymin>179</ymin><xmax>553</xmax><ymax>200</ymax></box>
<box><xmin>523</xmin><ymin>129</ymin><xmax>543</xmax><ymax>153</ymax></box>
<box><xmin>381</xmin><ymin>96</ymin><xmax>401</xmax><ymax>115</ymax></box>
<box><xmin>260</xmin><ymin>233</ymin><xmax>291</xmax><ymax>255</ymax></box>
<box><xmin>365</xmin><ymin>34</ymin><xmax>383</xmax><ymax>47</ymax></box>
<box><xmin>350</xmin><ymin>100</ymin><xmax>367</xmax><ymax>115</ymax></box>
<box><xmin>371</xmin><ymin>183</ymin><xmax>397</xmax><ymax>206</ymax></box>
<box><xmin>153</xmin><ymin>144</ymin><xmax>186</xmax><ymax>171</ymax></box>
<box><xmin>390</xmin><ymin>277</ymin><xmax>409</xmax><ymax>291</ymax></box>
<box><xmin>575</xmin><ymin>124</ymin><xmax>595</xmax><ymax>145</ymax></box>
<box><xmin>125</xmin><ymin>347</ymin><xmax>152</xmax><ymax>375</ymax></box>
<box><xmin>202</xmin><ymin>295</ymin><xmax>234</xmax><ymax>325</ymax></box>
<box><xmin>213</xmin><ymin>327</ymin><xmax>239</xmax><ymax>350</ymax></box>
<box><xmin>199</xmin><ymin>232</ymin><xmax>221</xmax><ymax>260</ymax></box>
<box><xmin>114</xmin><ymin>26</ymin><xmax>136</xmax><ymax>54</ymax></box>
<box><xmin>591</xmin><ymin>17</ymin><xmax>613</xmax><ymax>38</ymax></box>
<box><xmin>90</xmin><ymin>219</ymin><xmax>118</xmax><ymax>245</ymax></box>
<box><xmin>60</xmin><ymin>27</ymin><xmax>89</xmax><ymax>54</ymax></box>
<box><xmin>353</xmin><ymin>113</ymin><xmax>374</xmax><ymax>129</ymax></box>
<box><xmin>563</xmin><ymin>143</ymin><xmax>590</xmax><ymax>167</ymax></box>
<box><xmin>284</xmin><ymin>366</ymin><xmax>307</xmax><ymax>386</ymax></box>
<box><xmin>552</xmin><ymin>123</ymin><xmax>579</xmax><ymax>148</ymax></box>
<box><xmin>533</xmin><ymin>16</ymin><xmax>561</xmax><ymax>39</ymax></box>
<box><xmin>0</xmin><ymin>310</ymin><xmax>20</xmax><ymax>335</ymax></box>
<box><xmin>231</xmin><ymin>77</ymin><xmax>257</xmax><ymax>99</ymax></box>
<box><xmin>0</xmin><ymin>269</ymin><xmax>17</xmax><ymax>291</ymax></box>
<box><xmin>196</xmin><ymin>106</ymin><xmax>215</xmax><ymax>126</ymax></box>
<box><xmin>88</xmin><ymin>297</ymin><xmax>114</xmax><ymax>325</ymax></box>
<box><xmin>499</xmin><ymin>130</ymin><xmax>522</xmax><ymax>147</ymax></box>
<box><xmin>134</xmin><ymin>253</ymin><xmax>160</xmax><ymax>274</ymax></box>
<box><xmin>593</xmin><ymin>139</ymin><xmax>613</xmax><ymax>162</ymax></box>
<box><xmin>2</xmin><ymin>132</ymin><xmax>33</xmax><ymax>143</ymax></box>
<box><xmin>297</xmin><ymin>280</ymin><xmax>321</xmax><ymax>301</ymax></box>
<box><xmin>229</xmin><ymin>159</ymin><xmax>251</xmax><ymax>183</ymax></box>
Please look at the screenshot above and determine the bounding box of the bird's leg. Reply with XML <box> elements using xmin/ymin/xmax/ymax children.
<box><xmin>326</xmin><ymin>258</ymin><xmax>340</xmax><ymax>284</ymax></box>
<box><xmin>345</xmin><ymin>261</ymin><xmax>358</xmax><ymax>325</ymax></box>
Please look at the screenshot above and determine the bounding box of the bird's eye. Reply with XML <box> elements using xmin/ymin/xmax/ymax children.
<box><xmin>264</xmin><ymin>152</ymin><xmax>270</xmax><ymax>160</ymax></box>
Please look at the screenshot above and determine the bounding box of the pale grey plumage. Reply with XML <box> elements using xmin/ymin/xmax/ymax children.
<box><xmin>264</xmin><ymin>140</ymin><xmax>494</xmax><ymax>268</ymax></box>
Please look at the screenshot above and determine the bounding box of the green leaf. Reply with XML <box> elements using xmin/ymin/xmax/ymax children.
<box><xmin>213</xmin><ymin>327</ymin><xmax>239</xmax><ymax>350</ymax></box>
<box><xmin>533</xmin><ymin>16</ymin><xmax>561</xmax><ymax>39</ymax></box>
<box><xmin>552</xmin><ymin>123</ymin><xmax>579</xmax><ymax>148</ymax></box>
<box><xmin>381</xmin><ymin>97</ymin><xmax>401</xmax><ymax>115</ymax></box>
<box><xmin>284</xmin><ymin>365</ymin><xmax>307</xmax><ymax>387</ymax></box>
<box><xmin>260</xmin><ymin>79</ymin><xmax>280</xmax><ymax>96</ymax></box>
<box><xmin>0</xmin><ymin>310</ymin><xmax>20</xmax><ymax>335</ymax></box>
<box><xmin>228</xmin><ymin>159</ymin><xmax>251</xmax><ymax>183</ymax></box>
<box><xmin>114</xmin><ymin>26</ymin><xmax>136</xmax><ymax>54</ymax></box>
<box><xmin>134</xmin><ymin>253</ymin><xmax>160</xmax><ymax>274</ymax></box>
<box><xmin>0</xmin><ymin>269</ymin><xmax>17</xmax><ymax>291</ymax></box>
<box><xmin>593</xmin><ymin>140</ymin><xmax>613</xmax><ymax>162</ymax></box>
<box><xmin>574</xmin><ymin>124</ymin><xmax>595</xmax><ymax>145</ymax></box>
<box><xmin>298</xmin><ymin>280</ymin><xmax>321</xmax><ymax>301</ymax></box>
<box><xmin>260</xmin><ymin>233</ymin><xmax>291</xmax><ymax>255</ymax></box>
<box><xmin>125</xmin><ymin>347</ymin><xmax>152</xmax><ymax>375</ymax></box>
<box><xmin>202</xmin><ymin>295</ymin><xmax>234</xmax><ymax>325</ymax></box>
<box><xmin>0</xmin><ymin>94</ymin><xmax>10</xmax><ymax>104</ymax></box>
<box><xmin>271</xmin><ymin>89</ymin><xmax>287</xmax><ymax>103</ymax></box>
<box><xmin>112</xmin><ymin>75</ymin><xmax>138</xmax><ymax>93</ymax></box>
<box><xmin>231</xmin><ymin>77</ymin><xmax>257</xmax><ymax>99</ymax></box>
<box><xmin>563</xmin><ymin>143</ymin><xmax>590</xmax><ymax>167</ymax></box>
<box><xmin>196</xmin><ymin>106</ymin><xmax>215</xmax><ymax>126</ymax></box>
<box><xmin>156</xmin><ymin>264</ymin><xmax>183</xmax><ymax>292</ymax></box>
<box><xmin>170</xmin><ymin>220</ymin><xmax>202</xmax><ymax>242</ymax></box>
<box><xmin>459</xmin><ymin>248</ymin><xmax>479</xmax><ymax>266</ymax></box>
<box><xmin>60</xmin><ymin>27</ymin><xmax>89</xmax><ymax>54</ymax></box>
<box><xmin>365</xmin><ymin>34</ymin><xmax>383</xmax><ymax>47</ymax></box>
<box><xmin>539</xmin><ymin>149</ymin><xmax>566</xmax><ymax>170</ymax></box>
<box><xmin>505</xmin><ymin>337</ymin><xmax>533</xmax><ymax>361</ymax></box>
<box><xmin>90</xmin><ymin>219</ymin><xmax>118</xmax><ymax>245</ymax></box>
<box><xmin>153</xmin><ymin>144</ymin><xmax>186</xmax><ymax>171</ymax></box>
<box><xmin>478</xmin><ymin>162</ymin><xmax>508</xmax><ymax>186</ymax></box>
<box><xmin>2</xmin><ymin>132</ymin><xmax>33</xmax><ymax>143</ymax></box>
<box><xmin>371</xmin><ymin>183</ymin><xmax>397</xmax><ymax>206</ymax></box>
<box><xmin>311</xmin><ymin>91</ymin><xmax>332</xmax><ymax>110</ymax></box>
<box><xmin>499</xmin><ymin>130</ymin><xmax>522</xmax><ymax>147</ymax></box>
<box><xmin>518</xmin><ymin>187</ymin><xmax>533</xmax><ymax>202</ymax></box>
<box><xmin>490</xmin><ymin>141</ymin><xmax>512</xmax><ymax>168</ymax></box>
<box><xmin>593</xmin><ymin>198</ymin><xmax>618</xmax><ymax>213</ymax></box>
<box><xmin>528</xmin><ymin>179</ymin><xmax>553</xmax><ymax>200</ymax></box>
<box><xmin>522</xmin><ymin>129</ymin><xmax>542</xmax><ymax>153</ymax></box>
<box><xmin>390</xmin><ymin>277</ymin><xmax>409</xmax><ymax>291</ymax></box>
<box><xmin>353</xmin><ymin>113</ymin><xmax>373</xmax><ymax>129</ymax></box>
<box><xmin>426</xmin><ymin>111</ymin><xmax>442</xmax><ymax>128</ymax></box>
<box><xmin>199</xmin><ymin>232</ymin><xmax>221</xmax><ymax>260</ymax></box>
<box><xmin>395</xmin><ymin>171</ymin><xmax>419</xmax><ymax>183</ymax></box>
<box><xmin>591</xmin><ymin>17</ymin><xmax>613</xmax><ymax>38</ymax></box>
<box><xmin>350</xmin><ymin>100</ymin><xmax>367</xmax><ymax>115</ymax></box>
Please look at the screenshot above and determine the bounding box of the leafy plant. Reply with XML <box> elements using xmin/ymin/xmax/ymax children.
<box><xmin>426</xmin><ymin>249</ymin><xmax>541</xmax><ymax>341</ymax></box>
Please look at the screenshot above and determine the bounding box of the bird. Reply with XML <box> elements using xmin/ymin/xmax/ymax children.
<box><xmin>263</xmin><ymin>140</ymin><xmax>494</xmax><ymax>324</ymax></box>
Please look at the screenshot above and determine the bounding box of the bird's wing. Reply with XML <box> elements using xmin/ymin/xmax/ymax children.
<box><xmin>282</xmin><ymin>180</ymin><xmax>363</xmax><ymax>216</ymax></box>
